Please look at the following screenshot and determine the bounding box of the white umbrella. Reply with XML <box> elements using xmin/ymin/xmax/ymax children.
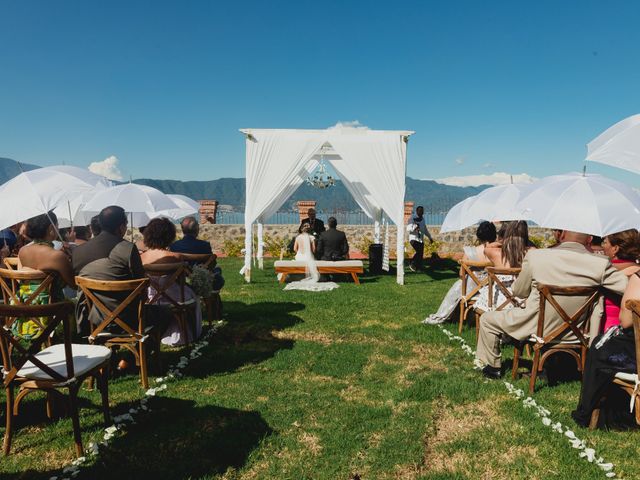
<box><xmin>439</xmin><ymin>183</ymin><xmax>535</xmax><ymax>233</ymax></box>
<box><xmin>83</xmin><ymin>183</ymin><xmax>179</xmax><ymax>214</ymax></box>
<box><xmin>586</xmin><ymin>114</ymin><xmax>640</xmax><ymax>174</ymax></box>
<box><xmin>514</xmin><ymin>172</ymin><xmax>640</xmax><ymax>236</ymax></box>
<box><xmin>0</xmin><ymin>167</ymin><xmax>100</xmax><ymax>231</ymax></box>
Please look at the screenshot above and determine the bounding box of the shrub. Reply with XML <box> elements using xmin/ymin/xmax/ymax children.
<box><xmin>263</xmin><ymin>234</ymin><xmax>294</xmax><ymax>259</ymax></box>
<box><xmin>222</xmin><ymin>238</ymin><xmax>244</xmax><ymax>257</ymax></box>
<box><xmin>353</xmin><ymin>234</ymin><xmax>374</xmax><ymax>254</ymax></box>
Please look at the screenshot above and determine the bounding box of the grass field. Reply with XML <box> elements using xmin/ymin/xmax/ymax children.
<box><xmin>0</xmin><ymin>257</ymin><xmax>638</xmax><ymax>479</ymax></box>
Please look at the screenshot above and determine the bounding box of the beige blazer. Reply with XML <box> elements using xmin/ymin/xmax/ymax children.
<box><xmin>486</xmin><ymin>242</ymin><xmax>628</xmax><ymax>344</ymax></box>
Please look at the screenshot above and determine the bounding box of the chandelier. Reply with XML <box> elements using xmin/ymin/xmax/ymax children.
<box><xmin>306</xmin><ymin>160</ymin><xmax>335</xmax><ymax>189</ymax></box>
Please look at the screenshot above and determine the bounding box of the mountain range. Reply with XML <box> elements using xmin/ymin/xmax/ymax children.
<box><xmin>0</xmin><ymin>157</ymin><xmax>485</xmax><ymax>212</ymax></box>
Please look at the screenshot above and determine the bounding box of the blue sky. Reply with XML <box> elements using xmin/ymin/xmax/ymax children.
<box><xmin>1</xmin><ymin>1</ymin><xmax>639</xmax><ymax>184</ymax></box>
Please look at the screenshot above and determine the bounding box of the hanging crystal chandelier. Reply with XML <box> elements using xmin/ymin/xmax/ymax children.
<box><xmin>306</xmin><ymin>160</ymin><xmax>335</xmax><ymax>189</ymax></box>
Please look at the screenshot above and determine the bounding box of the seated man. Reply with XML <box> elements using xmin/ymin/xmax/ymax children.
<box><xmin>170</xmin><ymin>216</ymin><xmax>224</xmax><ymax>291</ymax></box>
<box><xmin>316</xmin><ymin>217</ymin><xmax>349</xmax><ymax>261</ymax></box>
<box><xmin>73</xmin><ymin>205</ymin><xmax>169</xmax><ymax>333</ymax></box>
<box><xmin>170</xmin><ymin>216</ymin><xmax>213</xmax><ymax>254</ymax></box>
<box><xmin>476</xmin><ymin>230</ymin><xmax>628</xmax><ymax>379</ymax></box>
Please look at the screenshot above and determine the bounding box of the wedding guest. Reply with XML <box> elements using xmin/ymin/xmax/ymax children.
<box><xmin>423</xmin><ymin>221</ymin><xmax>496</xmax><ymax>325</ymax></box>
<box><xmin>18</xmin><ymin>212</ymin><xmax>75</xmax><ymax>291</ymax></box>
<box><xmin>170</xmin><ymin>216</ymin><xmax>224</xmax><ymax>290</ymax></box>
<box><xmin>600</xmin><ymin>229</ymin><xmax>640</xmax><ymax>333</ymax></box>
<box><xmin>572</xmin><ymin>272</ymin><xmax>640</xmax><ymax>428</ymax></box>
<box><xmin>476</xmin><ymin>230</ymin><xmax>627</xmax><ymax>379</ymax></box>
<box><xmin>141</xmin><ymin>217</ymin><xmax>202</xmax><ymax>346</ymax></box>
<box><xmin>407</xmin><ymin>205</ymin><xmax>434</xmax><ymax>272</ymax></box>
<box><xmin>90</xmin><ymin>215</ymin><xmax>101</xmax><ymax>237</ymax></box>
<box><xmin>135</xmin><ymin>226</ymin><xmax>148</xmax><ymax>254</ymax></box>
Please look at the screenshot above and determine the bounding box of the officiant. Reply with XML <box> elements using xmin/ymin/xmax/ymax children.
<box><xmin>298</xmin><ymin>208</ymin><xmax>325</xmax><ymax>239</ymax></box>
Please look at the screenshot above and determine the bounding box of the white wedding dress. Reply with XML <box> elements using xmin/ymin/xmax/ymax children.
<box><xmin>284</xmin><ymin>233</ymin><xmax>339</xmax><ymax>292</ymax></box>
<box><xmin>423</xmin><ymin>246</ymin><xmax>486</xmax><ymax>325</ymax></box>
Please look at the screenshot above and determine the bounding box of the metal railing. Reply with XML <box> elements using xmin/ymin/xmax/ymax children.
<box><xmin>216</xmin><ymin>210</ymin><xmax>447</xmax><ymax>225</ymax></box>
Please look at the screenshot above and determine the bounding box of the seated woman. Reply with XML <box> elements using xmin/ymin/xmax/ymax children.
<box><xmin>423</xmin><ymin>221</ymin><xmax>496</xmax><ymax>325</ymax></box>
<box><xmin>140</xmin><ymin>218</ymin><xmax>202</xmax><ymax>346</ymax></box>
<box><xmin>18</xmin><ymin>211</ymin><xmax>76</xmax><ymax>294</ymax></box>
<box><xmin>572</xmin><ymin>272</ymin><xmax>640</xmax><ymax>428</ymax></box>
<box><xmin>601</xmin><ymin>229</ymin><xmax>640</xmax><ymax>333</ymax></box>
<box><xmin>473</xmin><ymin>220</ymin><xmax>533</xmax><ymax>313</ymax></box>
<box><xmin>294</xmin><ymin>223</ymin><xmax>315</xmax><ymax>260</ymax></box>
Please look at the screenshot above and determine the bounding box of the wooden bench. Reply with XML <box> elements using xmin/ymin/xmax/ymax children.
<box><xmin>274</xmin><ymin>260</ymin><xmax>364</xmax><ymax>285</ymax></box>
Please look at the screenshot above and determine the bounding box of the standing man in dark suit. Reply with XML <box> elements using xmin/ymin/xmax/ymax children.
<box><xmin>316</xmin><ymin>217</ymin><xmax>349</xmax><ymax>261</ymax></box>
<box><xmin>298</xmin><ymin>208</ymin><xmax>325</xmax><ymax>240</ymax></box>
<box><xmin>170</xmin><ymin>216</ymin><xmax>213</xmax><ymax>255</ymax></box>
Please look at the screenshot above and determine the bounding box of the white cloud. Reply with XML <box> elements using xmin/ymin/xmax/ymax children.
<box><xmin>455</xmin><ymin>156</ymin><xmax>465</xmax><ymax>165</ymax></box>
<box><xmin>330</xmin><ymin>120</ymin><xmax>369</xmax><ymax>129</ymax></box>
<box><xmin>432</xmin><ymin>172</ymin><xmax>537</xmax><ymax>187</ymax></box>
<box><xmin>89</xmin><ymin>155</ymin><xmax>123</xmax><ymax>181</ymax></box>
<box><xmin>483</xmin><ymin>162</ymin><xmax>496</xmax><ymax>168</ymax></box>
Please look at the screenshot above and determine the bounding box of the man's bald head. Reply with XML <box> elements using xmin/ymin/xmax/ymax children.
<box><xmin>560</xmin><ymin>230</ymin><xmax>592</xmax><ymax>246</ymax></box>
<box><xmin>180</xmin><ymin>216</ymin><xmax>199</xmax><ymax>236</ymax></box>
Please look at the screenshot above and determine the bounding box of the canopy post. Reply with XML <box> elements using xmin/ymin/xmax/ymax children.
<box><xmin>257</xmin><ymin>221</ymin><xmax>264</xmax><ymax>269</ymax></box>
<box><xmin>374</xmin><ymin>210</ymin><xmax>383</xmax><ymax>243</ymax></box>
<box><xmin>396</xmin><ymin>219</ymin><xmax>405</xmax><ymax>285</ymax></box>
<box><xmin>242</xmin><ymin>221</ymin><xmax>252</xmax><ymax>282</ymax></box>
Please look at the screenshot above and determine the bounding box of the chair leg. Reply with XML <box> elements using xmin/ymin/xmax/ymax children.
<box><xmin>3</xmin><ymin>386</ymin><xmax>14</xmax><ymax>455</ymax></box>
<box><xmin>458</xmin><ymin>303</ymin><xmax>465</xmax><ymax>334</ymax></box>
<box><xmin>475</xmin><ymin>312</ymin><xmax>480</xmax><ymax>339</ymax></box>
<box><xmin>215</xmin><ymin>293</ymin><xmax>222</xmax><ymax>320</ymax></box>
<box><xmin>529</xmin><ymin>348</ymin><xmax>541</xmax><ymax>395</ymax></box>
<box><xmin>589</xmin><ymin>407</ymin><xmax>601</xmax><ymax>430</ymax></box>
<box><xmin>206</xmin><ymin>296</ymin><xmax>213</xmax><ymax>327</ymax></box>
<box><xmin>68</xmin><ymin>385</ymin><xmax>83</xmax><ymax>457</ymax></box>
<box><xmin>46</xmin><ymin>390</ymin><xmax>55</xmax><ymax>419</ymax></box>
<box><xmin>98</xmin><ymin>366</ymin><xmax>111</xmax><ymax>426</ymax></box>
<box><xmin>512</xmin><ymin>345</ymin><xmax>521</xmax><ymax>380</ymax></box>
<box><xmin>139</xmin><ymin>340</ymin><xmax>149</xmax><ymax>390</ymax></box>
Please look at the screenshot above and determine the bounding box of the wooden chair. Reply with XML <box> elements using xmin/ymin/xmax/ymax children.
<box><xmin>476</xmin><ymin>266</ymin><xmax>523</xmax><ymax>338</ymax></box>
<box><xmin>512</xmin><ymin>284</ymin><xmax>600</xmax><ymax>394</ymax></box>
<box><xmin>3</xmin><ymin>257</ymin><xmax>21</xmax><ymax>270</ymax></box>
<box><xmin>181</xmin><ymin>253</ymin><xmax>222</xmax><ymax>325</ymax></box>
<box><xmin>589</xmin><ymin>299</ymin><xmax>640</xmax><ymax>428</ymax></box>
<box><xmin>0</xmin><ymin>301</ymin><xmax>111</xmax><ymax>456</ymax></box>
<box><xmin>144</xmin><ymin>262</ymin><xmax>197</xmax><ymax>345</ymax></box>
<box><xmin>458</xmin><ymin>260</ymin><xmax>491</xmax><ymax>333</ymax></box>
<box><xmin>75</xmin><ymin>277</ymin><xmax>153</xmax><ymax>389</ymax></box>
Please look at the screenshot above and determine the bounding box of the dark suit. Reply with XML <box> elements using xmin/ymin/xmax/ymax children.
<box><xmin>298</xmin><ymin>217</ymin><xmax>325</xmax><ymax>238</ymax></box>
<box><xmin>170</xmin><ymin>235</ymin><xmax>213</xmax><ymax>255</ymax></box>
<box><xmin>316</xmin><ymin>228</ymin><xmax>349</xmax><ymax>261</ymax></box>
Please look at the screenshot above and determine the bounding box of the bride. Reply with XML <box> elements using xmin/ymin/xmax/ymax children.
<box><xmin>285</xmin><ymin>224</ymin><xmax>339</xmax><ymax>291</ymax></box>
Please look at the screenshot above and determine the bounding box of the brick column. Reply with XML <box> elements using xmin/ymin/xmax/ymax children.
<box><xmin>199</xmin><ymin>200</ymin><xmax>218</xmax><ymax>224</ymax></box>
<box><xmin>297</xmin><ymin>200</ymin><xmax>316</xmax><ymax>223</ymax></box>
<box><xmin>404</xmin><ymin>201</ymin><xmax>414</xmax><ymax>225</ymax></box>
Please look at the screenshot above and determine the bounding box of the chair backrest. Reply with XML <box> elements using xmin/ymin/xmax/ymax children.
<box><xmin>3</xmin><ymin>257</ymin><xmax>21</xmax><ymax>270</ymax></box>
<box><xmin>624</xmin><ymin>299</ymin><xmax>640</xmax><ymax>377</ymax></box>
<box><xmin>180</xmin><ymin>253</ymin><xmax>216</xmax><ymax>269</ymax></box>
<box><xmin>535</xmin><ymin>284</ymin><xmax>600</xmax><ymax>346</ymax></box>
<box><xmin>459</xmin><ymin>260</ymin><xmax>492</xmax><ymax>301</ymax></box>
<box><xmin>486</xmin><ymin>266</ymin><xmax>522</xmax><ymax>310</ymax></box>
<box><xmin>0</xmin><ymin>301</ymin><xmax>75</xmax><ymax>386</ymax></box>
<box><xmin>0</xmin><ymin>267</ymin><xmax>55</xmax><ymax>306</ymax></box>
<box><xmin>75</xmin><ymin>276</ymin><xmax>149</xmax><ymax>340</ymax></box>
<box><xmin>144</xmin><ymin>262</ymin><xmax>187</xmax><ymax>306</ymax></box>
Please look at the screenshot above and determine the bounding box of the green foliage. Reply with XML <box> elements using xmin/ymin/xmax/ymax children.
<box><xmin>262</xmin><ymin>233</ymin><xmax>294</xmax><ymax>259</ymax></box>
<box><xmin>222</xmin><ymin>238</ymin><xmax>244</xmax><ymax>257</ymax></box>
<box><xmin>352</xmin><ymin>233</ymin><xmax>374</xmax><ymax>254</ymax></box>
<box><xmin>423</xmin><ymin>239</ymin><xmax>443</xmax><ymax>257</ymax></box>
<box><xmin>529</xmin><ymin>234</ymin><xmax>553</xmax><ymax>249</ymax></box>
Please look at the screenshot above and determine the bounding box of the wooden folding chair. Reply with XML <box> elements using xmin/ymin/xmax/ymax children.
<box><xmin>75</xmin><ymin>277</ymin><xmax>153</xmax><ymax>389</ymax></box>
<box><xmin>513</xmin><ymin>284</ymin><xmax>600</xmax><ymax>394</ymax></box>
<box><xmin>144</xmin><ymin>262</ymin><xmax>197</xmax><ymax>345</ymax></box>
<box><xmin>181</xmin><ymin>253</ymin><xmax>222</xmax><ymax>325</ymax></box>
<box><xmin>458</xmin><ymin>260</ymin><xmax>491</xmax><ymax>333</ymax></box>
<box><xmin>0</xmin><ymin>301</ymin><xmax>111</xmax><ymax>456</ymax></box>
<box><xmin>589</xmin><ymin>299</ymin><xmax>640</xmax><ymax>428</ymax></box>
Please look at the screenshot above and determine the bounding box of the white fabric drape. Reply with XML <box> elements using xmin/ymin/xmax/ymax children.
<box><xmin>327</xmin><ymin>131</ymin><xmax>407</xmax><ymax>284</ymax></box>
<box><xmin>243</xmin><ymin>132</ymin><xmax>326</xmax><ymax>274</ymax></box>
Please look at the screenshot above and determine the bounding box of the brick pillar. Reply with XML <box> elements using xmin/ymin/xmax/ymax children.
<box><xmin>199</xmin><ymin>200</ymin><xmax>218</xmax><ymax>224</ymax></box>
<box><xmin>404</xmin><ymin>201</ymin><xmax>414</xmax><ymax>225</ymax></box>
<box><xmin>297</xmin><ymin>200</ymin><xmax>316</xmax><ymax>223</ymax></box>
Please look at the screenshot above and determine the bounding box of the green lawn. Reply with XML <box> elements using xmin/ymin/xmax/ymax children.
<box><xmin>0</xmin><ymin>257</ymin><xmax>638</xmax><ymax>479</ymax></box>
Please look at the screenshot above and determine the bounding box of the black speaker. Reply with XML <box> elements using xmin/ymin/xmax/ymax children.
<box><xmin>368</xmin><ymin>243</ymin><xmax>383</xmax><ymax>274</ymax></box>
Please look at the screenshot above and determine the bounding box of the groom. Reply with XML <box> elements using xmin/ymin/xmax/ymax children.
<box><xmin>316</xmin><ymin>217</ymin><xmax>349</xmax><ymax>261</ymax></box>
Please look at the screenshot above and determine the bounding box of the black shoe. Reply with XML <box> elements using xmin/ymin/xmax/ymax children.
<box><xmin>481</xmin><ymin>365</ymin><xmax>502</xmax><ymax>380</ymax></box>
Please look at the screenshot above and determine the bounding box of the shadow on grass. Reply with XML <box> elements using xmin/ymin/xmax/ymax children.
<box><xmin>72</xmin><ymin>396</ymin><xmax>271</xmax><ymax>480</ymax></box>
<box><xmin>186</xmin><ymin>301</ymin><xmax>304</xmax><ymax>378</ymax></box>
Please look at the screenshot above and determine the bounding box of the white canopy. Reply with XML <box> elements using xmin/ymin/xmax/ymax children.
<box><xmin>240</xmin><ymin>126</ymin><xmax>414</xmax><ymax>285</ymax></box>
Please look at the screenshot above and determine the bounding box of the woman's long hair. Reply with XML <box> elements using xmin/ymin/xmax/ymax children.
<box><xmin>501</xmin><ymin>221</ymin><xmax>529</xmax><ymax>268</ymax></box>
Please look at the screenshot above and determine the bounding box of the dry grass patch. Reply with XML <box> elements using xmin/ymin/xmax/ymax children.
<box><xmin>271</xmin><ymin>329</ymin><xmax>343</xmax><ymax>346</ymax></box>
<box><xmin>299</xmin><ymin>431</ymin><xmax>323</xmax><ymax>456</ymax></box>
